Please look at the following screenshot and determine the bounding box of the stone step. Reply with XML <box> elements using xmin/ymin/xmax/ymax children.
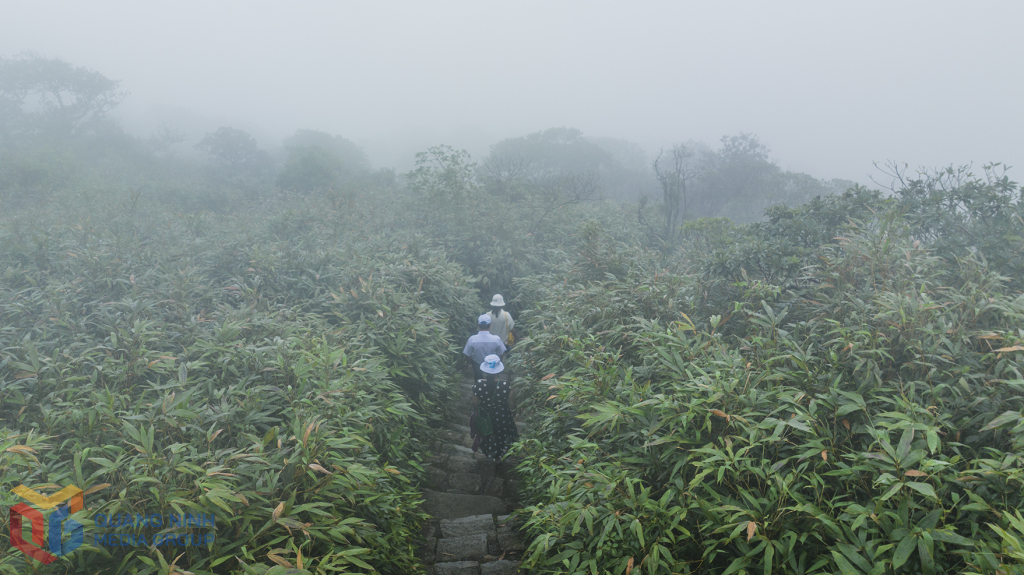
<box><xmin>480</xmin><ymin>560</ymin><xmax>521</xmax><ymax>574</ymax></box>
<box><xmin>440</xmin><ymin>514</ymin><xmax>496</xmax><ymax>539</ymax></box>
<box><xmin>440</xmin><ymin>429</ymin><xmax>475</xmax><ymax>449</ymax></box>
<box><xmin>434</xmin><ymin>453</ymin><xmax>480</xmax><ymax>475</ymax></box>
<box><xmin>447</xmin><ymin>472</ymin><xmax>482</xmax><ymax>494</ymax></box>
<box><xmin>434</xmin><ymin>561</ymin><xmax>480</xmax><ymax>575</ymax></box>
<box><xmin>435</xmin><ymin>533</ymin><xmax>487</xmax><ymax>562</ymax></box>
<box><xmin>423</xmin><ymin>490</ymin><xmax>510</xmax><ymax>520</ymax></box>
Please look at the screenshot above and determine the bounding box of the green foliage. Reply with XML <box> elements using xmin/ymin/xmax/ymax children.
<box><xmin>0</xmin><ymin>146</ymin><xmax>87</xmax><ymax>199</ymax></box>
<box><xmin>0</xmin><ymin>188</ymin><xmax>491</xmax><ymax>574</ymax></box>
<box><xmin>281</xmin><ymin>130</ymin><xmax>370</xmax><ymax>174</ymax></box>
<box><xmin>276</xmin><ymin>146</ymin><xmax>346</xmax><ymax>192</ymax></box>
<box><xmin>509</xmin><ymin>172</ymin><xmax>1024</xmax><ymax>574</ymax></box>
<box><xmin>406</xmin><ymin>145</ymin><xmax>478</xmax><ymax>206</ymax></box>
<box><xmin>893</xmin><ymin>163</ymin><xmax>1024</xmax><ymax>292</ymax></box>
<box><xmin>196</xmin><ymin>127</ymin><xmax>271</xmax><ymax>174</ymax></box>
<box><xmin>4</xmin><ymin>122</ymin><xmax>1024</xmax><ymax>575</ymax></box>
<box><xmin>482</xmin><ymin>127</ymin><xmax>621</xmax><ymax>186</ymax></box>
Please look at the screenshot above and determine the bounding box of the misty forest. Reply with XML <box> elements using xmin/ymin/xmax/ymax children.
<box><xmin>2</xmin><ymin>53</ymin><xmax>1024</xmax><ymax>575</ymax></box>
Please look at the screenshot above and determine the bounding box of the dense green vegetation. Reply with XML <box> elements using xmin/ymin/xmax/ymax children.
<box><xmin>511</xmin><ymin>174</ymin><xmax>1024</xmax><ymax>574</ymax></box>
<box><xmin>0</xmin><ymin>187</ymin><xmax>483</xmax><ymax>574</ymax></box>
<box><xmin>2</xmin><ymin>54</ymin><xmax>1023</xmax><ymax>575</ymax></box>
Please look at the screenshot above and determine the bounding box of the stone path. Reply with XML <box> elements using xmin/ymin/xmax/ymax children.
<box><xmin>417</xmin><ymin>377</ymin><xmax>527</xmax><ymax>574</ymax></box>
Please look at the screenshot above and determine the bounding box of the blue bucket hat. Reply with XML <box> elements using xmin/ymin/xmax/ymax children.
<box><xmin>480</xmin><ymin>354</ymin><xmax>504</xmax><ymax>374</ymax></box>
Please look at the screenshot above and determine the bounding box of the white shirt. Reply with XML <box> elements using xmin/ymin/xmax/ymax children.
<box><xmin>487</xmin><ymin>310</ymin><xmax>515</xmax><ymax>344</ymax></box>
<box><xmin>463</xmin><ymin>331</ymin><xmax>506</xmax><ymax>364</ymax></box>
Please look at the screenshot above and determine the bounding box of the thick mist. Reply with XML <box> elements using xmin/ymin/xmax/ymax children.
<box><xmin>3</xmin><ymin>1</ymin><xmax>1022</xmax><ymax>182</ymax></box>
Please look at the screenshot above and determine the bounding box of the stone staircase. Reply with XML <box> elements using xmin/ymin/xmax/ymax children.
<box><xmin>418</xmin><ymin>377</ymin><xmax>527</xmax><ymax>574</ymax></box>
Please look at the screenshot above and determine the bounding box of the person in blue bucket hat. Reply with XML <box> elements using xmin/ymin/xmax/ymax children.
<box><xmin>469</xmin><ymin>354</ymin><xmax>519</xmax><ymax>459</ymax></box>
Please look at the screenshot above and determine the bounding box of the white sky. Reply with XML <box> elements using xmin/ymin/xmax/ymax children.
<box><xmin>3</xmin><ymin>1</ymin><xmax>1023</xmax><ymax>183</ymax></box>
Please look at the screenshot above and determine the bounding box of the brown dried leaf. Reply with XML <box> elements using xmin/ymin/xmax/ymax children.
<box><xmin>303</xmin><ymin>421</ymin><xmax>315</xmax><ymax>445</ymax></box>
<box><xmin>904</xmin><ymin>470</ymin><xmax>928</xmax><ymax>477</ymax></box>
<box><xmin>266</xmin><ymin>553</ymin><xmax>293</xmax><ymax>568</ymax></box>
<box><xmin>272</xmin><ymin>501</ymin><xmax>285</xmax><ymax>521</ymax></box>
<box><xmin>994</xmin><ymin>346</ymin><xmax>1024</xmax><ymax>352</ymax></box>
<box><xmin>625</xmin><ymin>557</ymin><xmax>634</xmax><ymax>575</ymax></box>
<box><xmin>541</xmin><ymin>373</ymin><xmax>557</xmax><ymax>381</ymax></box>
<box><xmin>747</xmin><ymin>521</ymin><xmax>757</xmax><ymax>541</ymax></box>
<box><xmin>83</xmin><ymin>483</ymin><xmax>111</xmax><ymax>496</ymax></box>
<box><xmin>821</xmin><ymin>450</ymin><xmax>828</xmax><ymax>462</ymax></box>
<box><xmin>710</xmin><ymin>409</ymin><xmax>728</xmax><ymax>419</ymax></box>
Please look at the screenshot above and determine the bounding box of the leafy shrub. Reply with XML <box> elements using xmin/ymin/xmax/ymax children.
<box><xmin>276</xmin><ymin>146</ymin><xmax>346</xmax><ymax>193</ymax></box>
<box><xmin>509</xmin><ymin>177</ymin><xmax>1024</xmax><ymax>574</ymax></box>
<box><xmin>0</xmin><ymin>189</ymin><xmax>477</xmax><ymax>574</ymax></box>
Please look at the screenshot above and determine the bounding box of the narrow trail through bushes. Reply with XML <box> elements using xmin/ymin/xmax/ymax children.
<box><xmin>416</xmin><ymin>374</ymin><xmax>528</xmax><ymax>575</ymax></box>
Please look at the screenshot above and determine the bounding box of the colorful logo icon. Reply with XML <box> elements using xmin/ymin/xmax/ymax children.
<box><xmin>9</xmin><ymin>484</ymin><xmax>84</xmax><ymax>564</ymax></box>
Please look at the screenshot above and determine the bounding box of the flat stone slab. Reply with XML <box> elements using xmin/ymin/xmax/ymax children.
<box><xmin>434</xmin><ymin>561</ymin><xmax>480</xmax><ymax>575</ymax></box>
<box><xmin>440</xmin><ymin>514</ymin><xmax>496</xmax><ymax>539</ymax></box>
<box><xmin>436</xmin><ymin>533</ymin><xmax>487</xmax><ymax>562</ymax></box>
<box><xmin>439</xmin><ymin>454</ymin><xmax>481</xmax><ymax>474</ymax></box>
<box><xmin>423</xmin><ymin>490</ymin><xmax>510</xmax><ymax>520</ymax></box>
<box><xmin>448</xmin><ymin>472</ymin><xmax>482</xmax><ymax>494</ymax></box>
<box><xmin>480</xmin><ymin>560</ymin><xmax>521</xmax><ymax>575</ymax></box>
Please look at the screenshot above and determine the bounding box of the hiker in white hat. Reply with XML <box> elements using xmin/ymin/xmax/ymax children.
<box><xmin>486</xmin><ymin>294</ymin><xmax>515</xmax><ymax>347</ymax></box>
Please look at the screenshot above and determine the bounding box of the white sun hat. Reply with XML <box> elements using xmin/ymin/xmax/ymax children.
<box><xmin>490</xmin><ymin>294</ymin><xmax>506</xmax><ymax>307</ymax></box>
<box><xmin>480</xmin><ymin>354</ymin><xmax>505</xmax><ymax>374</ymax></box>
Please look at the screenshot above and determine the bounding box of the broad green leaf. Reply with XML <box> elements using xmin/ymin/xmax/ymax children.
<box><xmin>893</xmin><ymin>535</ymin><xmax>916</xmax><ymax>569</ymax></box>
